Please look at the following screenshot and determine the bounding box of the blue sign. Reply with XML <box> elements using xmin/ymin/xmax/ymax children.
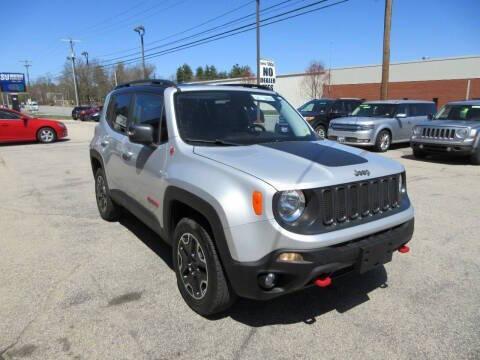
<box><xmin>0</xmin><ymin>73</ymin><xmax>26</xmax><ymax>93</ymax></box>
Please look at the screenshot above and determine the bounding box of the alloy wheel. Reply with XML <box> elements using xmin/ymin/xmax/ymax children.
<box><xmin>177</xmin><ymin>233</ymin><xmax>208</xmax><ymax>300</ymax></box>
<box><xmin>96</xmin><ymin>175</ymin><xmax>108</xmax><ymax>213</ymax></box>
<box><xmin>39</xmin><ymin>129</ymin><xmax>55</xmax><ymax>143</ymax></box>
<box><xmin>380</xmin><ymin>133</ymin><xmax>390</xmax><ymax>151</ymax></box>
<box><xmin>315</xmin><ymin>126</ymin><xmax>326</xmax><ymax>139</ymax></box>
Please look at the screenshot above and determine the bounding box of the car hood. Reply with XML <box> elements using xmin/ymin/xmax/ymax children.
<box><xmin>330</xmin><ymin>116</ymin><xmax>378</xmax><ymax>125</ymax></box>
<box><xmin>417</xmin><ymin>120</ymin><xmax>480</xmax><ymax>128</ymax></box>
<box><xmin>193</xmin><ymin>140</ymin><xmax>404</xmax><ymax>190</ymax></box>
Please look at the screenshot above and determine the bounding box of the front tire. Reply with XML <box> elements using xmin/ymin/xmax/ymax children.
<box><xmin>94</xmin><ymin>168</ymin><xmax>121</xmax><ymax>221</ymax></box>
<box><xmin>173</xmin><ymin>218</ymin><xmax>235</xmax><ymax>316</ymax></box>
<box><xmin>470</xmin><ymin>148</ymin><xmax>480</xmax><ymax>165</ymax></box>
<box><xmin>37</xmin><ymin>127</ymin><xmax>57</xmax><ymax>143</ymax></box>
<box><xmin>314</xmin><ymin>124</ymin><xmax>327</xmax><ymax>139</ymax></box>
<box><xmin>374</xmin><ymin>130</ymin><xmax>391</xmax><ymax>152</ymax></box>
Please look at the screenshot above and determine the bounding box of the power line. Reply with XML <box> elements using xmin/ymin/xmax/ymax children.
<box><xmin>100</xmin><ymin>0</ymin><xmax>298</xmax><ymax>63</ymax></box>
<box><xmin>97</xmin><ymin>0</ymin><xmax>255</xmax><ymax>58</ymax></box>
<box><xmin>100</xmin><ymin>0</ymin><xmax>345</xmax><ymax>68</ymax></box>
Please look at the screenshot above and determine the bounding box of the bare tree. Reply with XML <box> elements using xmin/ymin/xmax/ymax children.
<box><xmin>301</xmin><ymin>61</ymin><xmax>327</xmax><ymax>99</ymax></box>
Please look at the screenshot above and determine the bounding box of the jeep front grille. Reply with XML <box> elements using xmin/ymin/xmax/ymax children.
<box><xmin>318</xmin><ymin>174</ymin><xmax>401</xmax><ymax>226</ymax></box>
<box><xmin>421</xmin><ymin>127</ymin><xmax>456</xmax><ymax>139</ymax></box>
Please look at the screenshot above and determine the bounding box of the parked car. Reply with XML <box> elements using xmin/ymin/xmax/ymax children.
<box><xmin>298</xmin><ymin>98</ymin><xmax>363</xmax><ymax>139</ymax></box>
<box><xmin>71</xmin><ymin>106</ymin><xmax>92</xmax><ymax>120</ymax></box>
<box><xmin>328</xmin><ymin>100</ymin><xmax>436</xmax><ymax>152</ymax></box>
<box><xmin>25</xmin><ymin>101</ymin><xmax>39</xmax><ymax>112</ymax></box>
<box><xmin>79</xmin><ymin>106</ymin><xmax>103</xmax><ymax>121</ymax></box>
<box><xmin>0</xmin><ymin>108</ymin><xmax>68</xmax><ymax>144</ymax></box>
<box><xmin>411</xmin><ymin>100</ymin><xmax>480</xmax><ymax>164</ymax></box>
<box><xmin>90</xmin><ymin>80</ymin><xmax>414</xmax><ymax>316</ymax></box>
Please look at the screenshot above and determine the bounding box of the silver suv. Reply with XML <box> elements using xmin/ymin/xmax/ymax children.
<box><xmin>90</xmin><ymin>80</ymin><xmax>415</xmax><ymax>315</ymax></box>
<box><xmin>411</xmin><ymin>100</ymin><xmax>480</xmax><ymax>165</ymax></box>
<box><xmin>328</xmin><ymin>100</ymin><xmax>436</xmax><ymax>152</ymax></box>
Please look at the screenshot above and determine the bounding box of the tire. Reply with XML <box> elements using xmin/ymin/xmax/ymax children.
<box><xmin>94</xmin><ymin>168</ymin><xmax>121</xmax><ymax>221</ymax></box>
<box><xmin>314</xmin><ymin>124</ymin><xmax>327</xmax><ymax>139</ymax></box>
<box><xmin>173</xmin><ymin>218</ymin><xmax>236</xmax><ymax>316</ymax></box>
<box><xmin>471</xmin><ymin>148</ymin><xmax>480</xmax><ymax>165</ymax></box>
<box><xmin>412</xmin><ymin>148</ymin><xmax>427</xmax><ymax>159</ymax></box>
<box><xmin>37</xmin><ymin>127</ymin><xmax>57</xmax><ymax>143</ymax></box>
<box><xmin>374</xmin><ymin>130</ymin><xmax>391</xmax><ymax>152</ymax></box>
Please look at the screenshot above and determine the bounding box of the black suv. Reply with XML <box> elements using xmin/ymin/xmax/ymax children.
<box><xmin>298</xmin><ymin>98</ymin><xmax>363</xmax><ymax>138</ymax></box>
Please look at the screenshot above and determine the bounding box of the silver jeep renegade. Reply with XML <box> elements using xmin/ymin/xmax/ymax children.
<box><xmin>90</xmin><ymin>80</ymin><xmax>414</xmax><ymax>315</ymax></box>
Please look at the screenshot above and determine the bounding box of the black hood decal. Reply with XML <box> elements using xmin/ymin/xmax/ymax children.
<box><xmin>260</xmin><ymin>141</ymin><xmax>368</xmax><ymax>167</ymax></box>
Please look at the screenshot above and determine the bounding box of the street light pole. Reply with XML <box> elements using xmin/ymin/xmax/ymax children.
<box><xmin>256</xmin><ymin>0</ymin><xmax>260</xmax><ymax>85</ymax></box>
<box><xmin>20</xmin><ymin>60</ymin><xmax>32</xmax><ymax>90</ymax></box>
<box><xmin>81</xmin><ymin>51</ymin><xmax>90</xmax><ymax>104</ymax></box>
<box><xmin>134</xmin><ymin>26</ymin><xmax>146</xmax><ymax>79</ymax></box>
<box><xmin>380</xmin><ymin>0</ymin><xmax>392</xmax><ymax>100</ymax></box>
<box><xmin>62</xmin><ymin>38</ymin><xmax>80</xmax><ymax>106</ymax></box>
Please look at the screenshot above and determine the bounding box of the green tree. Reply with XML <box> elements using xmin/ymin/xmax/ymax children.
<box><xmin>229</xmin><ymin>64</ymin><xmax>253</xmax><ymax>78</ymax></box>
<box><xmin>195</xmin><ymin>66</ymin><xmax>204</xmax><ymax>80</ymax></box>
<box><xmin>176</xmin><ymin>64</ymin><xmax>193</xmax><ymax>83</ymax></box>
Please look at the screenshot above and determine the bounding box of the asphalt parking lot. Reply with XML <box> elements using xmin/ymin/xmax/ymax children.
<box><xmin>1</xmin><ymin>121</ymin><xmax>479</xmax><ymax>360</ymax></box>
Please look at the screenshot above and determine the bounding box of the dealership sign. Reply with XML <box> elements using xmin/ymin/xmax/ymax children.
<box><xmin>0</xmin><ymin>73</ymin><xmax>26</xmax><ymax>93</ymax></box>
<box><xmin>260</xmin><ymin>59</ymin><xmax>276</xmax><ymax>90</ymax></box>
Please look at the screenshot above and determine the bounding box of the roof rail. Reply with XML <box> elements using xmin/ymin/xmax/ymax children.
<box><xmin>221</xmin><ymin>83</ymin><xmax>274</xmax><ymax>91</ymax></box>
<box><xmin>114</xmin><ymin>79</ymin><xmax>176</xmax><ymax>90</ymax></box>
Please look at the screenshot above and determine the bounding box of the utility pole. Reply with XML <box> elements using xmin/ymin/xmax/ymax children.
<box><xmin>134</xmin><ymin>26</ymin><xmax>146</xmax><ymax>79</ymax></box>
<box><xmin>380</xmin><ymin>0</ymin><xmax>392</xmax><ymax>100</ymax></box>
<box><xmin>81</xmin><ymin>51</ymin><xmax>90</xmax><ymax>104</ymax></box>
<box><xmin>113</xmin><ymin>66</ymin><xmax>118</xmax><ymax>87</ymax></box>
<box><xmin>62</xmin><ymin>38</ymin><xmax>80</xmax><ymax>106</ymax></box>
<box><xmin>20</xmin><ymin>60</ymin><xmax>32</xmax><ymax>89</ymax></box>
<box><xmin>256</xmin><ymin>0</ymin><xmax>260</xmax><ymax>85</ymax></box>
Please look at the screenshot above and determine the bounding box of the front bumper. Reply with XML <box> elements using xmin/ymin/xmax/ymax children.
<box><xmin>228</xmin><ymin>219</ymin><xmax>414</xmax><ymax>300</ymax></box>
<box><xmin>411</xmin><ymin>140</ymin><xmax>475</xmax><ymax>155</ymax></box>
<box><xmin>327</xmin><ymin>128</ymin><xmax>375</xmax><ymax>146</ymax></box>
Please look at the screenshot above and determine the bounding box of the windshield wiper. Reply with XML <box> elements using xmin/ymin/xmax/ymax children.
<box><xmin>185</xmin><ymin>138</ymin><xmax>241</xmax><ymax>146</ymax></box>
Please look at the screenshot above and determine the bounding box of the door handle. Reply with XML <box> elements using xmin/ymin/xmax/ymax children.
<box><xmin>122</xmin><ymin>151</ymin><xmax>133</xmax><ymax>161</ymax></box>
<box><xmin>100</xmin><ymin>140</ymin><xmax>109</xmax><ymax>147</ymax></box>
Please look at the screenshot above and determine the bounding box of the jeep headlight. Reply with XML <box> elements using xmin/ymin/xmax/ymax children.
<box><xmin>277</xmin><ymin>190</ymin><xmax>305</xmax><ymax>223</ymax></box>
<box><xmin>455</xmin><ymin>128</ymin><xmax>469</xmax><ymax>139</ymax></box>
<box><xmin>413</xmin><ymin>126</ymin><xmax>422</xmax><ymax>136</ymax></box>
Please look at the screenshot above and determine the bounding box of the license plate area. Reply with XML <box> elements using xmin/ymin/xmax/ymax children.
<box><xmin>356</xmin><ymin>242</ymin><xmax>393</xmax><ymax>274</ymax></box>
<box><xmin>338</xmin><ymin>136</ymin><xmax>345</xmax><ymax>143</ymax></box>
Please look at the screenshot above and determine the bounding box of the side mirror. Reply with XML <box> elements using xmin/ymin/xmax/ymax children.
<box><xmin>127</xmin><ymin>124</ymin><xmax>154</xmax><ymax>145</ymax></box>
<box><xmin>21</xmin><ymin>116</ymin><xmax>29</xmax><ymax>122</ymax></box>
<box><xmin>396</xmin><ymin>113</ymin><xmax>407</xmax><ymax>118</ymax></box>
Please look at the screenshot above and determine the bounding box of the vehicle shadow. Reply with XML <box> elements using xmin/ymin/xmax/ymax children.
<box><xmin>401</xmin><ymin>154</ymin><xmax>471</xmax><ymax>166</ymax></box>
<box><xmin>119</xmin><ymin>210</ymin><xmax>173</xmax><ymax>269</ymax></box>
<box><xmin>222</xmin><ymin>267</ymin><xmax>388</xmax><ymax>326</ymax></box>
<box><xmin>0</xmin><ymin>139</ymin><xmax>70</xmax><ymax>147</ymax></box>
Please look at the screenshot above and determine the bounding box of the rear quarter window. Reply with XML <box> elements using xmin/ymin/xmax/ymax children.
<box><xmin>106</xmin><ymin>93</ymin><xmax>132</xmax><ymax>134</ymax></box>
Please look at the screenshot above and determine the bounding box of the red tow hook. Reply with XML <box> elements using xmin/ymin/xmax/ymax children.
<box><xmin>398</xmin><ymin>245</ymin><xmax>410</xmax><ymax>254</ymax></box>
<box><xmin>314</xmin><ymin>276</ymin><xmax>332</xmax><ymax>288</ymax></box>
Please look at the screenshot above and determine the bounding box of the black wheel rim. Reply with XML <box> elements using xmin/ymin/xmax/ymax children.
<box><xmin>316</xmin><ymin>126</ymin><xmax>326</xmax><ymax>139</ymax></box>
<box><xmin>96</xmin><ymin>175</ymin><xmax>108</xmax><ymax>213</ymax></box>
<box><xmin>177</xmin><ymin>233</ymin><xmax>208</xmax><ymax>300</ymax></box>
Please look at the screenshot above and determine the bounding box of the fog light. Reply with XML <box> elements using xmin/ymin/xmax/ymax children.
<box><xmin>258</xmin><ymin>273</ymin><xmax>277</xmax><ymax>289</ymax></box>
<box><xmin>446</xmin><ymin>147</ymin><xmax>452</xmax><ymax>152</ymax></box>
<box><xmin>419</xmin><ymin>144</ymin><xmax>424</xmax><ymax>149</ymax></box>
<box><xmin>277</xmin><ymin>252</ymin><xmax>304</xmax><ymax>262</ymax></box>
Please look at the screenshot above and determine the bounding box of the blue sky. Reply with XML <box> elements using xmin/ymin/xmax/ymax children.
<box><xmin>1</xmin><ymin>0</ymin><xmax>478</xmax><ymax>81</ymax></box>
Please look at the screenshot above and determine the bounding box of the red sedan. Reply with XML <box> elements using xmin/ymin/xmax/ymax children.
<box><xmin>0</xmin><ymin>108</ymin><xmax>68</xmax><ymax>144</ymax></box>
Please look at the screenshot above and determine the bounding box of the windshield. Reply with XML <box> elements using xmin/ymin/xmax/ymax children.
<box><xmin>352</xmin><ymin>103</ymin><xmax>397</xmax><ymax>118</ymax></box>
<box><xmin>298</xmin><ymin>100</ymin><xmax>330</xmax><ymax>113</ymax></box>
<box><xmin>175</xmin><ymin>91</ymin><xmax>316</xmax><ymax>145</ymax></box>
<box><xmin>435</xmin><ymin>104</ymin><xmax>480</xmax><ymax>121</ymax></box>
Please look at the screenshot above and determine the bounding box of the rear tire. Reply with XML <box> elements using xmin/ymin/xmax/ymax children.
<box><xmin>470</xmin><ymin>148</ymin><xmax>480</xmax><ymax>165</ymax></box>
<box><xmin>37</xmin><ymin>127</ymin><xmax>57</xmax><ymax>143</ymax></box>
<box><xmin>374</xmin><ymin>130</ymin><xmax>391</xmax><ymax>152</ymax></box>
<box><xmin>173</xmin><ymin>218</ymin><xmax>236</xmax><ymax>316</ymax></box>
<box><xmin>94</xmin><ymin>168</ymin><xmax>121</xmax><ymax>221</ymax></box>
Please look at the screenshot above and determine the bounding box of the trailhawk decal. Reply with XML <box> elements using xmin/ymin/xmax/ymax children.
<box><xmin>260</xmin><ymin>142</ymin><xmax>368</xmax><ymax>167</ymax></box>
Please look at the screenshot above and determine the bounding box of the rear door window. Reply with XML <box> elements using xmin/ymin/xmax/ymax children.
<box><xmin>107</xmin><ymin>93</ymin><xmax>132</xmax><ymax>134</ymax></box>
